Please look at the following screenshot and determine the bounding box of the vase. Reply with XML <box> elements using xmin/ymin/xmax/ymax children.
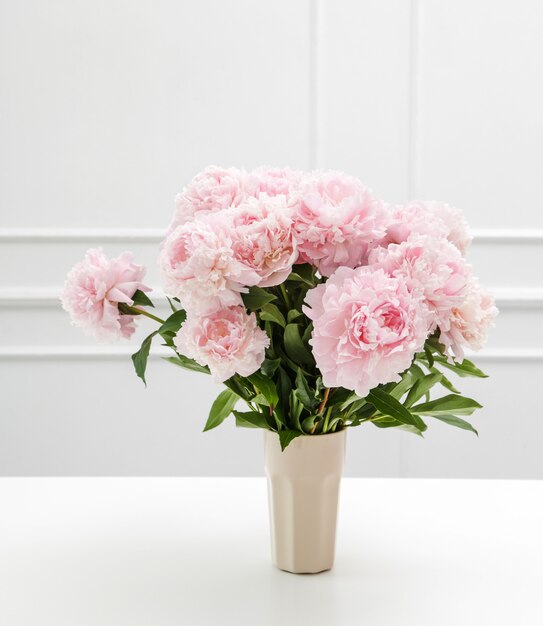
<box><xmin>264</xmin><ymin>429</ymin><xmax>346</xmax><ymax>574</ymax></box>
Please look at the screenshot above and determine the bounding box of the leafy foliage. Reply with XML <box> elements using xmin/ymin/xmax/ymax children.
<box><xmin>241</xmin><ymin>286</ymin><xmax>277</xmax><ymax>310</ymax></box>
<box><xmin>131</xmin><ymin>265</ymin><xmax>487</xmax><ymax>450</ymax></box>
<box><xmin>131</xmin><ymin>289</ymin><xmax>155</xmax><ymax>308</ymax></box>
<box><xmin>204</xmin><ymin>389</ymin><xmax>239</xmax><ymax>431</ymax></box>
<box><xmin>131</xmin><ymin>331</ymin><xmax>157</xmax><ymax>386</ymax></box>
<box><xmin>131</xmin><ymin>308</ymin><xmax>204</xmax><ymax>383</ymax></box>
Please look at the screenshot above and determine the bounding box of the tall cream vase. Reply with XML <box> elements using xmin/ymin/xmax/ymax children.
<box><xmin>264</xmin><ymin>429</ymin><xmax>346</xmax><ymax>574</ymax></box>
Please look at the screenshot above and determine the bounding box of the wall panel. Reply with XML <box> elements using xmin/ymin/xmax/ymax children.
<box><xmin>416</xmin><ymin>0</ymin><xmax>543</xmax><ymax>228</ymax></box>
<box><xmin>1</xmin><ymin>0</ymin><xmax>542</xmax><ymax>476</ymax></box>
<box><xmin>0</xmin><ymin>0</ymin><xmax>312</xmax><ymax>228</ymax></box>
<box><xmin>319</xmin><ymin>0</ymin><xmax>412</xmax><ymax>202</ymax></box>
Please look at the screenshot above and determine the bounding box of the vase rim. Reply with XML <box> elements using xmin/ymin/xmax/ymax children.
<box><xmin>265</xmin><ymin>429</ymin><xmax>346</xmax><ymax>440</ymax></box>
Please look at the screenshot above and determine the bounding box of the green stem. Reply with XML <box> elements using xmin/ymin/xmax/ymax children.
<box><xmin>122</xmin><ymin>305</ymin><xmax>165</xmax><ymax>325</ymax></box>
<box><xmin>322</xmin><ymin>406</ymin><xmax>332</xmax><ymax>433</ymax></box>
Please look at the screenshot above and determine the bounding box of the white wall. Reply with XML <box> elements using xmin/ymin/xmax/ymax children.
<box><xmin>1</xmin><ymin>0</ymin><xmax>542</xmax><ymax>477</ymax></box>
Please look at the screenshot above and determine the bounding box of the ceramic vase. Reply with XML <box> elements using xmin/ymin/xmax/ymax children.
<box><xmin>264</xmin><ymin>429</ymin><xmax>346</xmax><ymax>574</ymax></box>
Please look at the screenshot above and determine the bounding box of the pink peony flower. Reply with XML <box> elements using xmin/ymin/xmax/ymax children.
<box><xmin>303</xmin><ymin>267</ymin><xmax>433</xmax><ymax>397</ymax></box>
<box><xmin>440</xmin><ymin>278</ymin><xmax>499</xmax><ymax>360</ymax></box>
<box><xmin>293</xmin><ymin>170</ymin><xmax>389</xmax><ymax>276</ymax></box>
<box><xmin>170</xmin><ymin>166</ymin><xmax>260</xmax><ymax>230</ymax></box>
<box><xmin>252</xmin><ymin>166</ymin><xmax>304</xmax><ymax>199</ymax></box>
<box><xmin>369</xmin><ymin>235</ymin><xmax>472</xmax><ymax>334</ymax></box>
<box><xmin>174</xmin><ymin>306</ymin><xmax>269</xmax><ymax>382</ymax></box>
<box><xmin>216</xmin><ymin>193</ymin><xmax>298</xmax><ymax>287</ymax></box>
<box><xmin>61</xmin><ymin>248</ymin><xmax>149</xmax><ymax>342</ymax></box>
<box><xmin>383</xmin><ymin>201</ymin><xmax>472</xmax><ymax>254</ymax></box>
<box><xmin>159</xmin><ymin>220</ymin><xmax>260</xmax><ymax>314</ymax></box>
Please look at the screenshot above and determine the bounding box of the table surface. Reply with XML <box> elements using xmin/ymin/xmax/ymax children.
<box><xmin>1</xmin><ymin>478</ymin><xmax>542</xmax><ymax>626</ymax></box>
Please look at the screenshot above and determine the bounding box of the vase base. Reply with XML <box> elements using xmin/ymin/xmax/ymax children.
<box><xmin>275</xmin><ymin>564</ymin><xmax>332</xmax><ymax>575</ymax></box>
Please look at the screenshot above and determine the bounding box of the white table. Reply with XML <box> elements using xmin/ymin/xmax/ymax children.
<box><xmin>0</xmin><ymin>478</ymin><xmax>542</xmax><ymax>626</ymax></box>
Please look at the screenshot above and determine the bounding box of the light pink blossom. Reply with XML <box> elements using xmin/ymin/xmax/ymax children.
<box><xmin>303</xmin><ymin>267</ymin><xmax>433</xmax><ymax>397</ymax></box>
<box><xmin>384</xmin><ymin>201</ymin><xmax>472</xmax><ymax>254</ymax></box>
<box><xmin>170</xmin><ymin>166</ymin><xmax>260</xmax><ymax>230</ymax></box>
<box><xmin>440</xmin><ymin>278</ymin><xmax>499</xmax><ymax>360</ymax></box>
<box><xmin>61</xmin><ymin>248</ymin><xmax>149</xmax><ymax>342</ymax></box>
<box><xmin>217</xmin><ymin>194</ymin><xmax>298</xmax><ymax>287</ymax></box>
<box><xmin>252</xmin><ymin>166</ymin><xmax>304</xmax><ymax>199</ymax></box>
<box><xmin>174</xmin><ymin>306</ymin><xmax>269</xmax><ymax>382</ymax></box>
<box><xmin>159</xmin><ymin>220</ymin><xmax>260</xmax><ymax>314</ymax></box>
<box><xmin>293</xmin><ymin>170</ymin><xmax>388</xmax><ymax>276</ymax></box>
<box><xmin>369</xmin><ymin>235</ymin><xmax>472</xmax><ymax>334</ymax></box>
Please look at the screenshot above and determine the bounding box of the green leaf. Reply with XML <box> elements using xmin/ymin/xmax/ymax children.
<box><xmin>302</xmin><ymin>323</ymin><xmax>313</xmax><ymax>344</ymax></box>
<box><xmin>457</xmin><ymin>358</ymin><xmax>488</xmax><ymax>378</ymax></box>
<box><xmin>431</xmin><ymin>355</ymin><xmax>488</xmax><ymax>378</ymax></box>
<box><xmin>275</xmin><ymin>367</ymin><xmax>292</xmax><ymax>425</ymax></box>
<box><xmin>158</xmin><ymin>309</ymin><xmax>187</xmax><ymax>337</ymax></box>
<box><xmin>367</xmin><ymin>388</ymin><xmax>427</xmax><ymax>431</ymax></box>
<box><xmin>371</xmin><ymin>416</ymin><xmax>424</xmax><ymax>437</ymax></box>
<box><xmin>248</xmin><ymin>371</ymin><xmax>279</xmax><ymax>408</ymax></box>
<box><xmin>326</xmin><ymin>387</ymin><xmax>352</xmax><ymax>407</ymax></box>
<box><xmin>275</xmin><ymin>345</ymin><xmax>303</xmax><ymax>375</ymax></box>
<box><xmin>315</xmin><ymin>376</ymin><xmax>326</xmax><ymax>397</ymax></box>
<box><xmin>278</xmin><ymin>429</ymin><xmax>304</xmax><ymax>451</ymax></box>
<box><xmin>410</xmin><ymin>362</ymin><xmax>426</xmax><ymax>378</ymax></box>
<box><xmin>301</xmin><ymin>415</ymin><xmax>320</xmax><ymax>433</ymax></box>
<box><xmin>289</xmin><ymin>391</ymin><xmax>304</xmax><ymax>430</ymax></box>
<box><xmin>233</xmin><ymin>410</ymin><xmax>270</xmax><ymax>429</ymax></box>
<box><xmin>404</xmin><ymin>373</ymin><xmax>442</xmax><ymax>408</ymax></box>
<box><xmin>349</xmin><ymin>401</ymin><xmax>376</xmax><ymax>421</ymax></box>
<box><xmin>284</xmin><ymin>323</ymin><xmax>314</xmax><ymax>366</ymax></box>
<box><xmin>131</xmin><ymin>331</ymin><xmax>157</xmax><ymax>385</ymax></box>
<box><xmin>251</xmin><ymin>393</ymin><xmax>269</xmax><ymax>406</ymax></box>
<box><xmin>398</xmin><ymin>424</ymin><xmax>425</xmax><ymax>437</ymax></box>
<box><xmin>203</xmin><ymin>389</ymin><xmax>239</xmax><ymax>432</ymax></box>
<box><xmin>287</xmin><ymin>309</ymin><xmax>303</xmax><ymax>323</ymax></box>
<box><xmin>294</xmin><ymin>368</ymin><xmax>315</xmax><ymax>410</ymax></box>
<box><xmin>287</xmin><ymin>264</ymin><xmax>316</xmax><ymax>286</ymax></box>
<box><xmin>163</xmin><ymin>354</ymin><xmax>210</xmax><ymax>375</ymax></box>
<box><xmin>235</xmin><ymin>416</ymin><xmax>259</xmax><ymax>429</ymax></box>
<box><xmin>259</xmin><ymin>303</ymin><xmax>286</xmax><ymax>327</ymax></box>
<box><xmin>424</xmin><ymin>345</ymin><xmax>434</xmax><ymax>368</ymax></box>
<box><xmin>426</xmin><ymin>334</ymin><xmax>446</xmax><ymax>355</ymax></box>
<box><xmin>223</xmin><ymin>376</ymin><xmax>252</xmax><ymax>401</ymax></box>
<box><xmin>235</xmin><ymin>416</ymin><xmax>259</xmax><ymax>428</ymax></box>
<box><xmin>389</xmin><ymin>368</ymin><xmax>424</xmax><ymax>400</ymax></box>
<box><xmin>326</xmin><ymin>417</ymin><xmax>344</xmax><ymax>433</ymax></box>
<box><xmin>430</xmin><ymin>368</ymin><xmax>461</xmax><ymax>394</ymax></box>
<box><xmin>371</xmin><ymin>415</ymin><xmax>403</xmax><ymax>428</ymax></box>
<box><xmin>432</xmin><ymin>413</ymin><xmax>478</xmax><ymax>435</ymax></box>
<box><xmin>166</xmin><ymin>297</ymin><xmax>178</xmax><ymax>313</ymax></box>
<box><xmin>339</xmin><ymin>391</ymin><xmax>364</xmax><ymax>411</ymax></box>
<box><xmin>346</xmin><ymin>398</ymin><xmax>370</xmax><ymax>417</ymax></box>
<box><xmin>411</xmin><ymin>394</ymin><xmax>482</xmax><ymax>416</ymax></box>
<box><xmin>261</xmin><ymin>357</ymin><xmax>281</xmax><ymax>377</ymax></box>
<box><xmin>242</xmin><ymin>286</ymin><xmax>277</xmax><ymax>310</ymax></box>
<box><xmin>131</xmin><ymin>289</ymin><xmax>154</xmax><ymax>308</ymax></box>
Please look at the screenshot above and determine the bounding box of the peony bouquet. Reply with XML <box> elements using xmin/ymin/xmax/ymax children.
<box><xmin>62</xmin><ymin>167</ymin><xmax>498</xmax><ymax>449</ymax></box>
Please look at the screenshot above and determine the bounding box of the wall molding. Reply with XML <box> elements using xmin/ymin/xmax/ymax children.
<box><xmin>471</xmin><ymin>229</ymin><xmax>543</xmax><ymax>243</ymax></box>
<box><xmin>0</xmin><ymin>228</ymin><xmax>165</xmax><ymax>243</ymax></box>
<box><xmin>1</xmin><ymin>227</ymin><xmax>543</xmax><ymax>244</ymax></box>
<box><xmin>0</xmin><ymin>346</ymin><xmax>173</xmax><ymax>360</ymax></box>
<box><xmin>0</xmin><ymin>346</ymin><xmax>542</xmax><ymax>361</ymax></box>
<box><xmin>1</xmin><ymin>287</ymin><xmax>542</xmax><ymax>309</ymax></box>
